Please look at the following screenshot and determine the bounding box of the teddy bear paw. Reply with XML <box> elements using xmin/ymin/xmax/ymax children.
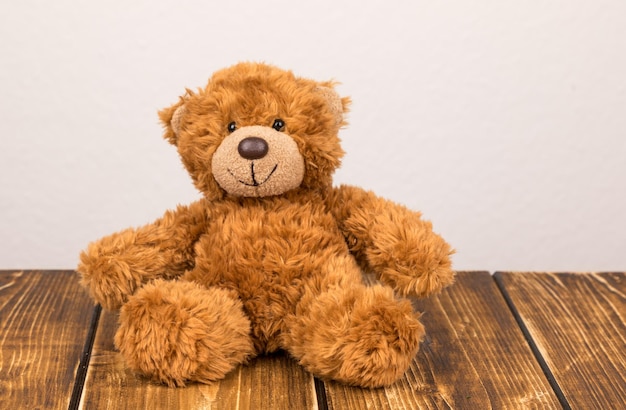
<box><xmin>114</xmin><ymin>279</ymin><xmax>254</xmax><ymax>386</ymax></box>
<box><xmin>286</xmin><ymin>284</ymin><xmax>424</xmax><ymax>388</ymax></box>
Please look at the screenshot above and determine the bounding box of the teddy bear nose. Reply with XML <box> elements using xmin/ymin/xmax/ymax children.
<box><xmin>238</xmin><ymin>137</ymin><xmax>269</xmax><ymax>160</ymax></box>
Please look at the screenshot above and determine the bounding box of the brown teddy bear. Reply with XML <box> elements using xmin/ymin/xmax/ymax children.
<box><xmin>78</xmin><ymin>62</ymin><xmax>455</xmax><ymax>388</ymax></box>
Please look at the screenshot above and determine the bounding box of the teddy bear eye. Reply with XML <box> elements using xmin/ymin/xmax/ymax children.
<box><xmin>272</xmin><ymin>119</ymin><xmax>285</xmax><ymax>132</ymax></box>
<box><xmin>227</xmin><ymin>122</ymin><xmax>237</xmax><ymax>133</ymax></box>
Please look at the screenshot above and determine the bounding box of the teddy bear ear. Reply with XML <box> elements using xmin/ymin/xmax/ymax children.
<box><xmin>170</xmin><ymin>105</ymin><xmax>186</xmax><ymax>136</ymax></box>
<box><xmin>158</xmin><ymin>94</ymin><xmax>190</xmax><ymax>145</ymax></box>
<box><xmin>315</xmin><ymin>85</ymin><xmax>351</xmax><ymax>127</ymax></box>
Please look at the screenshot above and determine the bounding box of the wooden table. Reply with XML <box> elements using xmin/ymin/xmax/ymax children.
<box><xmin>1</xmin><ymin>270</ymin><xmax>624</xmax><ymax>409</ymax></box>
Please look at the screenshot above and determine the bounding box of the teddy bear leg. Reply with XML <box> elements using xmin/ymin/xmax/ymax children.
<box><xmin>114</xmin><ymin>279</ymin><xmax>254</xmax><ymax>386</ymax></box>
<box><xmin>283</xmin><ymin>279</ymin><xmax>424</xmax><ymax>388</ymax></box>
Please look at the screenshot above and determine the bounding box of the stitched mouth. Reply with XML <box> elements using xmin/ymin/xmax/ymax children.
<box><xmin>228</xmin><ymin>162</ymin><xmax>278</xmax><ymax>187</ymax></box>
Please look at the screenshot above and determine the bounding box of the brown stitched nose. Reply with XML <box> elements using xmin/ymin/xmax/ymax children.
<box><xmin>238</xmin><ymin>137</ymin><xmax>269</xmax><ymax>160</ymax></box>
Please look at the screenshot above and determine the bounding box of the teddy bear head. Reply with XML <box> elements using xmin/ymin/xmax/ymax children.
<box><xmin>159</xmin><ymin>63</ymin><xmax>350</xmax><ymax>200</ymax></box>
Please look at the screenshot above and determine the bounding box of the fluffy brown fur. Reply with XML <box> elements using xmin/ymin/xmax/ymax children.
<box><xmin>77</xmin><ymin>62</ymin><xmax>455</xmax><ymax>388</ymax></box>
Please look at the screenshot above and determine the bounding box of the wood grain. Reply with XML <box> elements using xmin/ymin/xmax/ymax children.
<box><xmin>80</xmin><ymin>309</ymin><xmax>318</xmax><ymax>409</ymax></box>
<box><xmin>322</xmin><ymin>272</ymin><xmax>561</xmax><ymax>409</ymax></box>
<box><xmin>0</xmin><ymin>270</ymin><xmax>95</xmax><ymax>410</ymax></box>
<box><xmin>495</xmin><ymin>272</ymin><xmax>626</xmax><ymax>409</ymax></box>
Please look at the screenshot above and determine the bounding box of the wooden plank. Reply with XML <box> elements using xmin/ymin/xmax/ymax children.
<box><xmin>321</xmin><ymin>272</ymin><xmax>561</xmax><ymax>409</ymax></box>
<box><xmin>495</xmin><ymin>272</ymin><xmax>626</xmax><ymax>409</ymax></box>
<box><xmin>0</xmin><ymin>270</ymin><xmax>96</xmax><ymax>410</ymax></box>
<box><xmin>80</xmin><ymin>309</ymin><xmax>318</xmax><ymax>409</ymax></box>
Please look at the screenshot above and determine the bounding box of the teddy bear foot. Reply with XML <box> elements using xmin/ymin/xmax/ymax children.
<box><xmin>114</xmin><ymin>279</ymin><xmax>254</xmax><ymax>386</ymax></box>
<box><xmin>284</xmin><ymin>284</ymin><xmax>424</xmax><ymax>388</ymax></box>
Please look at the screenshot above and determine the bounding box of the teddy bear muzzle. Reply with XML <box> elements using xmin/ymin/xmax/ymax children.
<box><xmin>212</xmin><ymin>125</ymin><xmax>305</xmax><ymax>197</ymax></box>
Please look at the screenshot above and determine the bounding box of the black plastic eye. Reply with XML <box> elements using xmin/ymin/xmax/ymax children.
<box><xmin>227</xmin><ymin>122</ymin><xmax>237</xmax><ymax>133</ymax></box>
<box><xmin>272</xmin><ymin>118</ymin><xmax>285</xmax><ymax>132</ymax></box>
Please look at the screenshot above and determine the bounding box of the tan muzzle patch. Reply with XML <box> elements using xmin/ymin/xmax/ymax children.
<box><xmin>212</xmin><ymin>126</ymin><xmax>305</xmax><ymax>197</ymax></box>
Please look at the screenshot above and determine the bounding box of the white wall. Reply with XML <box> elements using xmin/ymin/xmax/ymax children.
<box><xmin>1</xmin><ymin>1</ymin><xmax>624</xmax><ymax>272</ymax></box>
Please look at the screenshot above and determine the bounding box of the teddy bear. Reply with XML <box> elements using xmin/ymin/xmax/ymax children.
<box><xmin>77</xmin><ymin>62</ymin><xmax>455</xmax><ymax>388</ymax></box>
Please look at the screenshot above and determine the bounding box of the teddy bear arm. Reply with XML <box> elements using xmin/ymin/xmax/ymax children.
<box><xmin>77</xmin><ymin>199</ymin><xmax>210</xmax><ymax>310</ymax></box>
<box><xmin>329</xmin><ymin>185</ymin><xmax>455</xmax><ymax>297</ymax></box>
